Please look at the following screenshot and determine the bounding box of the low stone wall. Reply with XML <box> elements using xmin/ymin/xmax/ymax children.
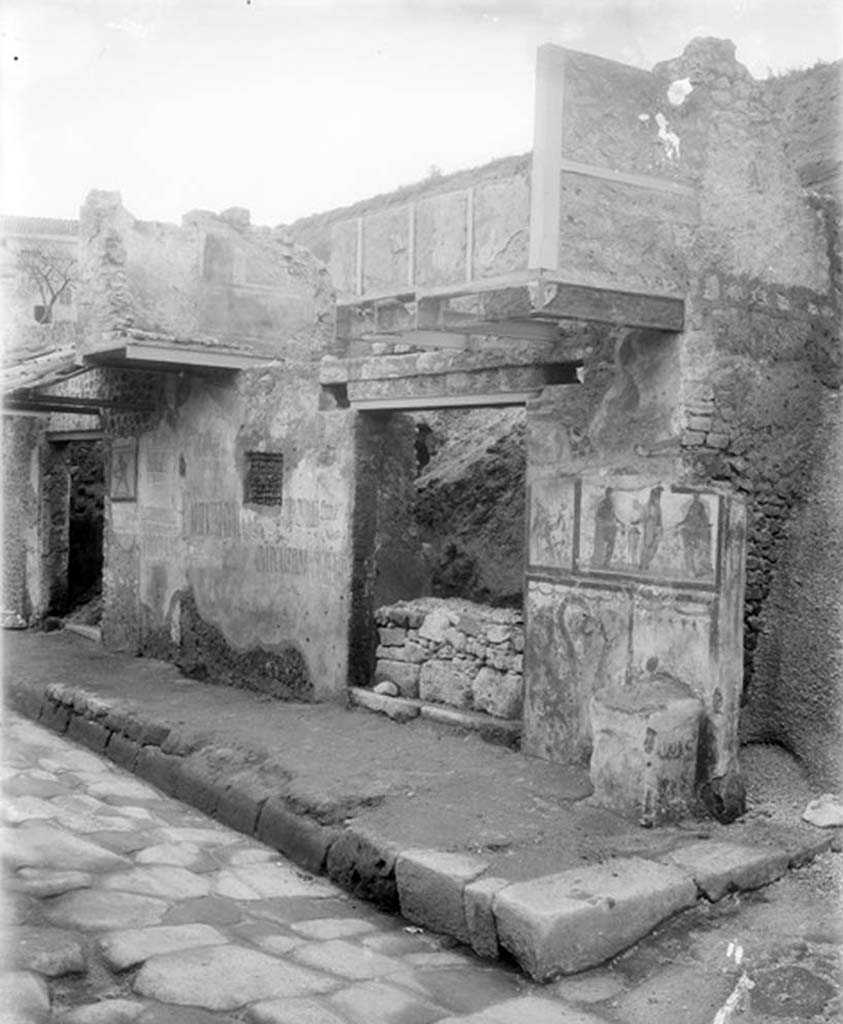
<box><xmin>372</xmin><ymin>597</ymin><xmax>524</xmax><ymax>721</ymax></box>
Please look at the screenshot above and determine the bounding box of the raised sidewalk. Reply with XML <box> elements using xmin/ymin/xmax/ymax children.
<box><xmin>4</xmin><ymin>630</ymin><xmax>838</xmax><ymax>982</ymax></box>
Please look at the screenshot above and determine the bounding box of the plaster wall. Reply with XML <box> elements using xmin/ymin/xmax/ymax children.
<box><xmin>120</xmin><ymin>371</ymin><xmax>356</xmax><ymax>700</ymax></box>
<box><xmin>75</xmin><ymin>194</ymin><xmax>357</xmax><ymax>700</ymax></box>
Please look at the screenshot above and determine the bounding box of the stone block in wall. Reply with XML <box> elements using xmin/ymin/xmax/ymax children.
<box><xmin>374</xmin><ymin>660</ymin><xmax>420</xmax><ymax>698</ymax></box>
<box><xmin>473</xmin><ymin>668</ymin><xmax>524</xmax><ymax>720</ymax></box>
<box><xmin>378</xmin><ymin>627</ymin><xmax>407</xmax><ymax>647</ymax></box>
<box><xmin>375</xmin><ymin>641</ymin><xmax>426</xmax><ymax>664</ymax></box>
<box><xmin>418</xmin><ymin>608</ymin><xmax>454</xmax><ymax>644</ymax></box>
<box><xmin>419</xmin><ymin>659</ymin><xmax>477</xmax><ymax>709</ymax></box>
<box><xmin>485</xmin><ymin>624</ymin><xmax>513</xmax><ymax>645</ymax></box>
<box><xmin>443</xmin><ymin>627</ymin><xmax>467</xmax><ymax>652</ymax></box>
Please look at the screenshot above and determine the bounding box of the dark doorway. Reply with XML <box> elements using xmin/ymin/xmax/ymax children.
<box><xmin>66</xmin><ymin>440</ymin><xmax>104</xmax><ymax>613</ymax></box>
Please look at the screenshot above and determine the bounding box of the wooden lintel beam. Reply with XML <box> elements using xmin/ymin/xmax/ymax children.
<box><xmin>351</xmin><ymin>391</ymin><xmax>539</xmax><ymax>411</ymax></box>
<box><xmin>4</xmin><ymin>393</ymin><xmax>154</xmax><ymax>413</ymax></box>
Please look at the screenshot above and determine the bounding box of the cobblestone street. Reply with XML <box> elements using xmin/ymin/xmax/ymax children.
<box><xmin>3</xmin><ymin>711</ymin><xmax>841</xmax><ymax>1024</ymax></box>
<box><xmin>1</xmin><ymin>711</ymin><xmax>580</xmax><ymax>1023</ymax></box>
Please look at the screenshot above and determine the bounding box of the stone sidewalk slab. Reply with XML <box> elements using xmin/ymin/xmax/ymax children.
<box><xmin>396</xmin><ymin>849</ymin><xmax>489</xmax><ymax>943</ymax></box>
<box><xmin>492</xmin><ymin>857</ymin><xmax>697</xmax><ymax>980</ymax></box>
<box><xmin>658</xmin><ymin>840</ymin><xmax>790</xmax><ymax>900</ymax></box>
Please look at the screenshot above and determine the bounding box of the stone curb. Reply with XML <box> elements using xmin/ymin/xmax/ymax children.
<box><xmin>7</xmin><ymin>681</ymin><xmax>838</xmax><ymax>983</ymax></box>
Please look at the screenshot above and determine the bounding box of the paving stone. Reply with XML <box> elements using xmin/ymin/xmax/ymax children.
<box><xmin>10</xmin><ymin>868</ymin><xmax>93</xmax><ymax>898</ymax></box>
<box><xmin>289</xmin><ymin>917</ymin><xmax>378</xmax><ymax>940</ymax></box>
<box><xmin>162</xmin><ymin>896</ymin><xmax>244</xmax><ymax>927</ymax></box>
<box><xmin>99</xmin><ymin>923</ymin><xmax>227</xmax><ymax>970</ymax></box>
<box><xmin>464</xmin><ymin>875</ymin><xmax>509</xmax><ymax>959</ymax></box>
<box><xmin>292</xmin><ymin>938</ymin><xmax>403</xmax><ymax>980</ymax></box>
<box><xmin>44</xmin><ymin>890</ymin><xmax>169</xmax><ymax>931</ymax></box>
<box><xmin>55</xmin><ymin>997</ymin><xmax>145</xmax><ymax>1023</ymax></box>
<box><xmin>4</xmin><ymin>795</ymin><xmax>59</xmax><ymax>822</ymax></box>
<box><xmin>246</xmin><ymin>997</ymin><xmax>348</xmax><ymax>1024</ymax></box>
<box><xmin>154</xmin><ymin>826</ymin><xmax>239</xmax><ymax>846</ymax></box>
<box><xmin>137</xmin><ymin>1006</ymin><xmax>225</xmax><ymax>1024</ymax></box>
<box><xmin>88</xmin><ymin>777</ymin><xmax>160</xmax><ymax>801</ymax></box>
<box><xmin>403</xmin><ymin>950</ymin><xmax>476</xmax><ymax>968</ymax></box>
<box><xmin>101</xmin><ymin>865</ymin><xmax>211</xmax><ymax>900</ymax></box>
<box><xmin>253</xmin><ymin>934</ymin><xmax>299</xmax><ymax>956</ymax></box>
<box><xmin>493</xmin><ymin>857</ymin><xmax>698</xmax><ymax>980</ymax></box>
<box><xmin>228</xmin><ymin>861</ymin><xmax>338</xmax><ymax>899</ymax></box>
<box><xmin>360</xmin><ymin>930</ymin><xmax>435</xmax><ymax>956</ymax></box>
<box><xmin>9</xmin><ymin>823</ymin><xmax>129</xmax><ymax>872</ymax></box>
<box><xmin>410</xmin><ymin>964</ymin><xmax>523</xmax><ymax>1015</ymax></box>
<box><xmin>438</xmin><ymin>995</ymin><xmax>607</xmax><ymax>1023</ymax></box>
<box><xmin>226</xmin><ymin>846</ymin><xmax>277</xmax><ymax>866</ymax></box>
<box><xmin>396</xmin><ymin>848</ymin><xmax>489</xmax><ymax>943</ymax></box>
<box><xmin>329</xmin><ymin>979</ymin><xmax>446</xmax><ymax>1024</ymax></box>
<box><xmin>39</xmin><ymin>749</ymin><xmax>106</xmax><ymax>773</ymax></box>
<box><xmin>211</xmin><ymin>870</ymin><xmax>262</xmax><ymax>899</ymax></box>
<box><xmin>15</xmin><ymin>926</ymin><xmax>86</xmax><ymax>977</ymax></box>
<box><xmin>134</xmin><ymin>842</ymin><xmax>206</xmax><ymax>869</ymax></box>
<box><xmin>549</xmin><ymin>971</ymin><xmax>627</xmax><ymax>1004</ymax></box>
<box><xmin>108</xmin><ymin>805</ymin><xmax>154</xmax><ymax>821</ymax></box>
<box><xmin>133</xmin><ymin>944</ymin><xmax>338</xmax><ymax>1010</ymax></box>
<box><xmin>659</xmin><ymin>841</ymin><xmax>790</xmax><ymax>901</ymax></box>
<box><xmin>0</xmin><ymin>969</ymin><xmax>51</xmax><ymax>1022</ymax></box>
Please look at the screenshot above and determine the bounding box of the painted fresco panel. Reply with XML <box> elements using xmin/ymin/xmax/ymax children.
<box><xmin>528</xmin><ymin>476</ymin><xmax>576</xmax><ymax>570</ymax></box>
<box><xmin>522</xmin><ymin>579</ymin><xmax>630</xmax><ymax>763</ymax></box>
<box><xmin>330</xmin><ymin>219</ymin><xmax>359</xmax><ymax>297</ymax></box>
<box><xmin>414</xmin><ymin>191</ymin><xmax>468</xmax><ymax>288</ymax></box>
<box><xmin>362</xmin><ymin>206</ymin><xmax>410</xmax><ymax>296</ymax></box>
<box><xmin>577</xmin><ymin>482</ymin><xmax>719</xmax><ymax>587</ymax></box>
<box><xmin>472</xmin><ymin>175</ymin><xmax>530</xmax><ymax>279</ymax></box>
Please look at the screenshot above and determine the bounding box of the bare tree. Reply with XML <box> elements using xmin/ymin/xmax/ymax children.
<box><xmin>16</xmin><ymin>245</ymin><xmax>77</xmax><ymax>323</ymax></box>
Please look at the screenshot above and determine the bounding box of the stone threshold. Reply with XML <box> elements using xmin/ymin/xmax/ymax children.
<box><xmin>349</xmin><ymin>686</ymin><xmax>521</xmax><ymax>747</ymax></box>
<box><xmin>63</xmin><ymin>623</ymin><xmax>102</xmax><ymax>643</ymax></box>
<box><xmin>8</xmin><ymin>681</ymin><xmax>839</xmax><ymax>984</ymax></box>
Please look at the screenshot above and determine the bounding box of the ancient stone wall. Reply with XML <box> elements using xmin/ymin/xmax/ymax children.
<box><xmin>656</xmin><ymin>40</ymin><xmax>841</xmax><ymax>785</ymax></box>
<box><xmin>73</xmin><ymin>196</ymin><xmax>358</xmax><ymax>701</ymax></box>
<box><xmin>372</xmin><ymin>598</ymin><xmax>524</xmax><ymax>722</ymax></box>
<box><xmin>1</xmin><ymin>415</ymin><xmax>46</xmax><ymax>624</ymax></box>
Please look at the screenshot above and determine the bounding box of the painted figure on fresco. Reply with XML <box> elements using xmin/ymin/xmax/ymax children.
<box><xmin>678</xmin><ymin>493</ymin><xmax>712</xmax><ymax>578</ymax></box>
<box><xmin>638</xmin><ymin>485</ymin><xmax>663</xmax><ymax>570</ymax></box>
<box><xmin>627</xmin><ymin>500</ymin><xmax>643</xmax><ymax>566</ymax></box>
<box><xmin>531</xmin><ymin>493</ymin><xmax>568</xmax><ymax>565</ymax></box>
<box><xmin>592</xmin><ymin>487</ymin><xmax>619</xmax><ymax>568</ymax></box>
<box><xmin>110</xmin><ymin>443</ymin><xmax>137</xmax><ymax>500</ymax></box>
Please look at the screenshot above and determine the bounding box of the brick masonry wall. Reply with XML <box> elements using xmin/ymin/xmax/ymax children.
<box><xmin>661</xmin><ymin>40</ymin><xmax>842</xmax><ymax>784</ymax></box>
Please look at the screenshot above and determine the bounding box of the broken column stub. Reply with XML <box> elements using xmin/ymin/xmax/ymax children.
<box><xmin>522</xmin><ymin>474</ymin><xmax>747</xmax><ymax>820</ymax></box>
<box><xmin>590</xmin><ymin>677</ymin><xmax>703</xmax><ymax>825</ymax></box>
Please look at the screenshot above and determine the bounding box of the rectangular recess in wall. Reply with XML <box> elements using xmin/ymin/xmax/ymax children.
<box><xmin>244</xmin><ymin>451</ymin><xmax>284</xmax><ymax>507</ymax></box>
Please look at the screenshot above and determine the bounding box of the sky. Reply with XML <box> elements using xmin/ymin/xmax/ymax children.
<box><xmin>1</xmin><ymin>0</ymin><xmax>841</xmax><ymax>227</ymax></box>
